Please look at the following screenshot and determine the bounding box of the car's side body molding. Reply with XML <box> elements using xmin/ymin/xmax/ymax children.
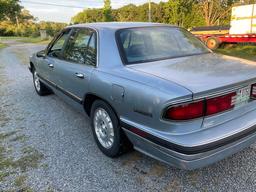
<box><xmin>38</xmin><ymin>74</ymin><xmax>83</xmax><ymax>104</ymax></box>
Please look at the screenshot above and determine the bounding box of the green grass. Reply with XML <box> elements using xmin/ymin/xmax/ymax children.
<box><xmin>0</xmin><ymin>36</ymin><xmax>51</xmax><ymax>44</ymax></box>
<box><xmin>216</xmin><ymin>44</ymin><xmax>256</xmax><ymax>61</ymax></box>
<box><xmin>0</xmin><ymin>130</ymin><xmax>44</xmax><ymax>189</ymax></box>
<box><xmin>0</xmin><ymin>43</ymin><xmax>7</xmax><ymax>49</ymax></box>
<box><xmin>0</xmin><ymin>36</ymin><xmax>21</xmax><ymax>40</ymax></box>
<box><xmin>14</xmin><ymin>175</ymin><xmax>27</xmax><ymax>187</ymax></box>
<box><xmin>17</xmin><ymin>37</ymin><xmax>50</xmax><ymax>44</ymax></box>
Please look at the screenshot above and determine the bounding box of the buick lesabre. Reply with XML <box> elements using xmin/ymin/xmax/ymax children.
<box><xmin>29</xmin><ymin>22</ymin><xmax>256</xmax><ymax>169</ymax></box>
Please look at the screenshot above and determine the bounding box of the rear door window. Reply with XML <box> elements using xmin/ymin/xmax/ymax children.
<box><xmin>63</xmin><ymin>28</ymin><xmax>97</xmax><ymax>66</ymax></box>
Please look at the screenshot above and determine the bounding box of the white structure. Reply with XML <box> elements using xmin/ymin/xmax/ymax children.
<box><xmin>230</xmin><ymin>4</ymin><xmax>256</xmax><ymax>34</ymax></box>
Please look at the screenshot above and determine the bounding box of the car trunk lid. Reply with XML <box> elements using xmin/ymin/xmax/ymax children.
<box><xmin>128</xmin><ymin>53</ymin><xmax>256</xmax><ymax>98</ymax></box>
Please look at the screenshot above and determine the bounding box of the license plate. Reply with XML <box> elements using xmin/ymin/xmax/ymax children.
<box><xmin>235</xmin><ymin>86</ymin><xmax>251</xmax><ymax>108</ymax></box>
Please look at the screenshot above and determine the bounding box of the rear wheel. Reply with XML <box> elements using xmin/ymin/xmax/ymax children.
<box><xmin>33</xmin><ymin>70</ymin><xmax>51</xmax><ymax>96</ymax></box>
<box><xmin>206</xmin><ymin>37</ymin><xmax>220</xmax><ymax>50</ymax></box>
<box><xmin>91</xmin><ymin>100</ymin><xmax>131</xmax><ymax>157</ymax></box>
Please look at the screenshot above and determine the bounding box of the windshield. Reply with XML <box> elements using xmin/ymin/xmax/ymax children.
<box><xmin>116</xmin><ymin>27</ymin><xmax>210</xmax><ymax>64</ymax></box>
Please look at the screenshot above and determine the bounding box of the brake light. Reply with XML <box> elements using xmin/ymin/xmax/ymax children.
<box><xmin>251</xmin><ymin>83</ymin><xmax>256</xmax><ymax>98</ymax></box>
<box><xmin>206</xmin><ymin>92</ymin><xmax>236</xmax><ymax>116</ymax></box>
<box><xmin>165</xmin><ymin>101</ymin><xmax>204</xmax><ymax>120</ymax></box>
<box><xmin>164</xmin><ymin>92</ymin><xmax>237</xmax><ymax>121</ymax></box>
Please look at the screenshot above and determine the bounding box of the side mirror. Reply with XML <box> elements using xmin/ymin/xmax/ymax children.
<box><xmin>36</xmin><ymin>50</ymin><xmax>46</xmax><ymax>58</ymax></box>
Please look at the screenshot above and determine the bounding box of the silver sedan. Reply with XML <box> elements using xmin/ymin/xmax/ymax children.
<box><xmin>29</xmin><ymin>22</ymin><xmax>256</xmax><ymax>170</ymax></box>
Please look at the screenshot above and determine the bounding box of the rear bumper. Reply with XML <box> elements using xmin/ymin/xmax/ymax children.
<box><xmin>122</xmin><ymin>122</ymin><xmax>256</xmax><ymax>170</ymax></box>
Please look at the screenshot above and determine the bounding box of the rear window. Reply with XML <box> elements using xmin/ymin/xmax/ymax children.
<box><xmin>116</xmin><ymin>27</ymin><xmax>210</xmax><ymax>64</ymax></box>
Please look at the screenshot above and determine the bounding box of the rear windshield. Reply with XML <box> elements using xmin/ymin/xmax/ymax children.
<box><xmin>116</xmin><ymin>27</ymin><xmax>210</xmax><ymax>64</ymax></box>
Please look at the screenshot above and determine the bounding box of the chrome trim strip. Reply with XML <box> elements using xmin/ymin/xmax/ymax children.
<box><xmin>57</xmin><ymin>84</ymin><xmax>83</xmax><ymax>103</ymax></box>
<box><xmin>38</xmin><ymin>74</ymin><xmax>83</xmax><ymax>103</ymax></box>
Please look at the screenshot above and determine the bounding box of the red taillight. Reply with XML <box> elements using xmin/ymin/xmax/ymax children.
<box><xmin>165</xmin><ymin>100</ymin><xmax>204</xmax><ymax>120</ymax></box>
<box><xmin>164</xmin><ymin>92</ymin><xmax>237</xmax><ymax>121</ymax></box>
<box><xmin>206</xmin><ymin>92</ymin><xmax>236</xmax><ymax>116</ymax></box>
<box><xmin>251</xmin><ymin>83</ymin><xmax>256</xmax><ymax>98</ymax></box>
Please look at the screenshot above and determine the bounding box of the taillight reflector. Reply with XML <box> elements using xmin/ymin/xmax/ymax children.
<box><xmin>164</xmin><ymin>92</ymin><xmax>237</xmax><ymax>121</ymax></box>
<box><xmin>165</xmin><ymin>100</ymin><xmax>204</xmax><ymax>120</ymax></box>
<box><xmin>206</xmin><ymin>92</ymin><xmax>236</xmax><ymax>116</ymax></box>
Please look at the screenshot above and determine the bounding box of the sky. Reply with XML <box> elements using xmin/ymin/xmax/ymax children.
<box><xmin>20</xmin><ymin>0</ymin><xmax>168</xmax><ymax>23</ymax></box>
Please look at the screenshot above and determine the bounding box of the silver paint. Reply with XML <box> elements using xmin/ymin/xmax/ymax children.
<box><xmin>30</xmin><ymin>22</ymin><xmax>256</xmax><ymax>169</ymax></box>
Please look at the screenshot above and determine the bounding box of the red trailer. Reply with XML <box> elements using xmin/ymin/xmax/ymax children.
<box><xmin>191</xmin><ymin>4</ymin><xmax>256</xmax><ymax>50</ymax></box>
<box><xmin>191</xmin><ymin>26</ymin><xmax>256</xmax><ymax>50</ymax></box>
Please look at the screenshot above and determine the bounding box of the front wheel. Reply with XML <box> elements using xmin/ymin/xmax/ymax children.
<box><xmin>33</xmin><ymin>70</ymin><xmax>52</xmax><ymax>96</ymax></box>
<box><xmin>91</xmin><ymin>100</ymin><xmax>131</xmax><ymax>157</ymax></box>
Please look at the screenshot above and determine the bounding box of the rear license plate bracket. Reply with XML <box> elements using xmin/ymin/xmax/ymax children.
<box><xmin>235</xmin><ymin>85</ymin><xmax>251</xmax><ymax>108</ymax></box>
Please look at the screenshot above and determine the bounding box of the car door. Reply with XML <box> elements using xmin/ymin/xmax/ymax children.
<box><xmin>53</xmin><ymin>28</ymin><xmax>97</xmax><ymax>103</ymax></box>
<box><xmin>42</xmin><ymin>29</ymin><xmax>71</xmax><ymax>86</ymax></box>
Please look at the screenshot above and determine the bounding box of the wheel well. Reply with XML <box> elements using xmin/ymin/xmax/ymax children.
<box><xmin>30</xmin><ymin>62</ymin><xmax>35</xmax><ymax>72</ymax></box>
<box><xmin>84</xmin><ymin>94</ymin><xmax>133</xmax><ymax>148</ymax></box>
<box><xmin>84</xmin><ymin>94</ymin><xmax>117</xmax><ymax>118</ymax></box>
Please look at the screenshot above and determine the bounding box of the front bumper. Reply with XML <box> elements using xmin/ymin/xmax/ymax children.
<box><xmin>123</xmin><ymin>125</ymin><xmax>256</xmax><ymax>170</ymax></box>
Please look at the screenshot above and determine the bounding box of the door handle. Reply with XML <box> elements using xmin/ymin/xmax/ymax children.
<box><xmin>48</xmin><ymin>63</ymin><xmax>54</xmax><ymax>68</ymax></box>
<box><xmin>75</xmin><ymin>73</ymin><xmax>84</xmax><ymax>79</ymax></box>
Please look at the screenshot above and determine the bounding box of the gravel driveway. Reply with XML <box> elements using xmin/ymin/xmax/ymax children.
<box><xmin>1</xmin><ymin>41</ymin><xmax>256</xmax><ymax>192</ymax></box>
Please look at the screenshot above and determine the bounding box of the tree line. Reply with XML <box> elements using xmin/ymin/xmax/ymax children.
<box><xmin>72</xmin><ymin>0</ymin><xmax>256</xmax><ymax>29</ymax></box>
<box><xmin>0</xmin><ymin>0</ymin><xmax>66</xmax><ymax>37</ymax></box>
<box><xmin>1</xmin><ymin>0</ymin><xmax>256</xmax><ymax>37</ymax></box>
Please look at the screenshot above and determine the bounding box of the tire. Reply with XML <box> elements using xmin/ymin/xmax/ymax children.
<box><xmin>33</xmin><ymin>70</ymin><xmax>52</xmax><ymax>96</ymax></box>
<box><xmin>206</xmin><ymin>37</ymin><xmax>220</xmax><ymax>50</ymax></box>
<box><xmin>91</xmin><ymin>100</ymin><xmax>132</xmax><ymax>157</ymax></box>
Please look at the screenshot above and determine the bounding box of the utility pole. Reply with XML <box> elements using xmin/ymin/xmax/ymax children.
<box><xmin>148</xmin><ymin>0</ymin><xmax>151</xmax><ymax>22</ymax></box>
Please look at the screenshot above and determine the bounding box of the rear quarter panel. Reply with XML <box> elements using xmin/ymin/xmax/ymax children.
<box><xmin>89</xmin><ymin>67</ymin><xmax>204</xmax><ymax>135</ymax></box>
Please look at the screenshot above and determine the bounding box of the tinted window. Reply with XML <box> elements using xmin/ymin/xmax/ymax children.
<box><xmin>117</xmin><ymin>27</ymin><xmax>210</xmax><ymax>64</ymax></box>
<box><xmin>63</xmin><ymin>28</ymin><xmax>97</xmax><ymax>66</ymax></box>
<box><xmin>86</xmin><ymin>32</ymin><xmax>97</xmax><ymax>66</ymax></box>
<box><xmin>48</xmin><ymin>29</ymin><xmax>70</xmax><ymax>58</ymax></box>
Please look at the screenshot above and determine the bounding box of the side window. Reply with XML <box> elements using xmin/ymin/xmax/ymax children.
<box><xmin>48</xmin><ymin>29</ymin><xmax>70</xmax><ymax>58</ymax></box>
<box><xmin>86</xmin><ymin>32</ymin><xmax>97</xmax><ymax>66</ymax></box>
<box><xmin>63</xmin><ymin>28</ymin><xmax>97</xmax><ymax>66</ymax></box>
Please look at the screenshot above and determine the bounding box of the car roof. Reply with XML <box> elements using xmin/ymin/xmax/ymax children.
<box><xmin>67</xmin><ymin>22</ymin><xmax>175</xmax><ymax>30</ymax></box>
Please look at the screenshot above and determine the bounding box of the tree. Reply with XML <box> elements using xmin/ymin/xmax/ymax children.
<box><xmin>72</xmin><ymin>8</ymin><xmax>104</xmax><ymax>23</ymax></box>
<box><xmin>72</xmin><ymin>10</ymin><xmax>89</xmax><ymax>24</ymax></box>
<box><xmin>164</xmin><ymin>0</ymin><xmax>203</xmax><ymax>28</ymax></box>
<box><xmin>15</xmin><ymin>9</ymin><xmax>35</xmax><ymax>36</ymax></box>
<box><xmin>72</xmin><ymin>0</ymin><xmax>255</xmax><ymax>28</ymax></box>
<box><xmin>113</xmin><ymin>4</ymin><xmax>139</xmax><ymax>22</ymax></box>
<box><xmin>103</xmin><ymin>0</ymin><xmax>112</xmax><ymax>22</ymax></box>
<box><xmin>0</xmin><ymin>0</ymin><xmax>22</xmax><ymax>22</ymax></box>
<box><xmin>198</xmin><ymin>0</ymin><xmax>233</xmax><ymax>26</ymax></box>
<box><xmin>152</xmin><ymin>2</ymin><xmax>165</xmax><ymax>23</ymax></box>
<box><xmin>38</xmin><ymin>21</ymin><xmax>66</xmax><ymax>36</ymax></box>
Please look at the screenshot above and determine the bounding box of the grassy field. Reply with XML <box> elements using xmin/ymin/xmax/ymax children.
<box><xmin>0</xmin><ymin>43</ymin><xmax>7</xmax><ymax>49</ymax></box>
<box><xmin>216</xmin><ymin>44</ymin><xmax>256</xmax><ymax>61</ymax></box>
<box><xmin>17</xmin><ymin>37</ymin><xmax>50</xmax><ymax>44</ymax></box>
<box><xmin>0</xmin><ymin>36</ymin><xmax>51</xmax><ymax>44</ymax></box>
